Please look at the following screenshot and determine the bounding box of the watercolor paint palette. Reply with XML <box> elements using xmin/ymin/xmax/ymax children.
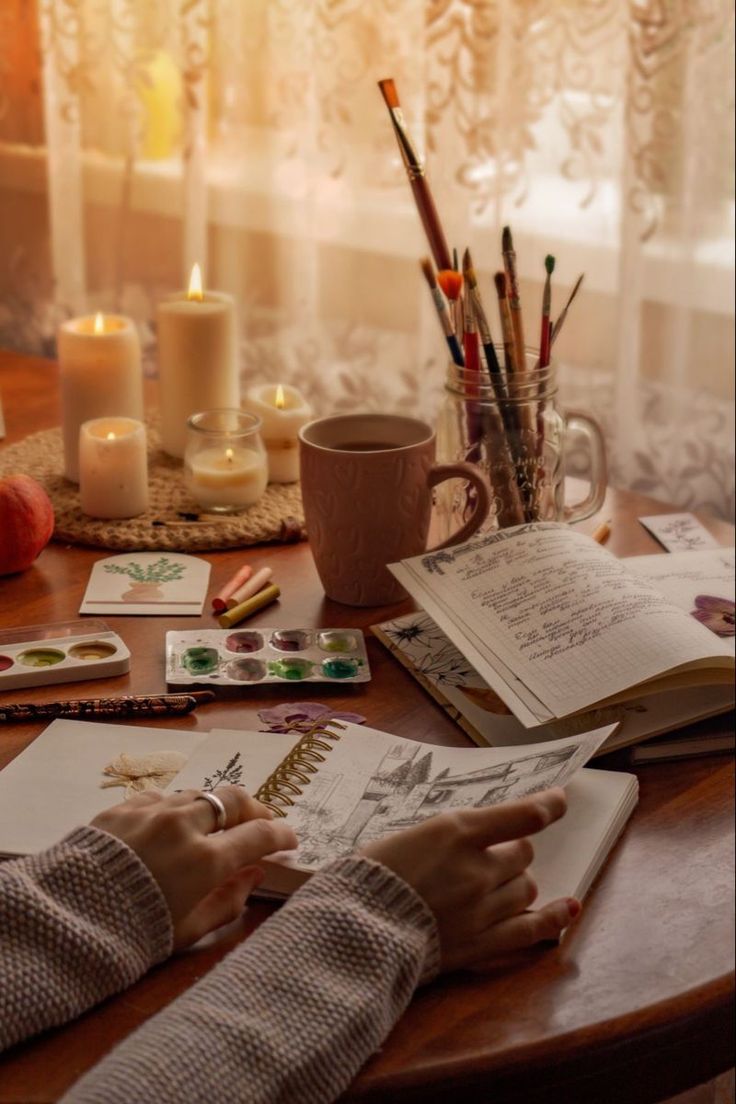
<box><xmin>0</xmin><ymin>620</ymin><xmax>130</xmax><ymax>691</ymax></box>
<box><xmin>166</xmin><ymin>629</ymin><xmax>371</xmax><ymax>687</ymax></box>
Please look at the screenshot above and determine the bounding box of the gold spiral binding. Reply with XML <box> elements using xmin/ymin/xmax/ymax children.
<box><xmin>255</xmin><ymin>719</ymin><xmax>346</xmax><ymax>817</ymax></box>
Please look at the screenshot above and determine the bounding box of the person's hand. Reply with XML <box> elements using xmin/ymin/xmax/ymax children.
<box><xmin>361</xmin><ymin>788</ymin><xmax>579</xmax><ymax>972</ymax></box>
<box><xmin>91</xmin><ymin>787</ymin><xmax>298</xmax><ymax>949</ymax></box>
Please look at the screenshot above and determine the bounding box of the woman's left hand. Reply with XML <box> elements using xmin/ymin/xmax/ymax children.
<box><xmin>91</xmin><ymin>787</ymin><xmax>298</xmax><ymax>948</ymax></box>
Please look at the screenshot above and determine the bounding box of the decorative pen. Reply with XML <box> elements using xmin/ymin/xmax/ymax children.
<box><xmin>0</xmin><ymin>691</ymin><xmax>216</xmax><ymax>724</ymax></box>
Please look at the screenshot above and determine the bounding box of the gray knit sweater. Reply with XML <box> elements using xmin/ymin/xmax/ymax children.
<box><xmin>1</xmin><ymin>825</ymin><xmax>440</xmax><ymax>1103</ymax></box>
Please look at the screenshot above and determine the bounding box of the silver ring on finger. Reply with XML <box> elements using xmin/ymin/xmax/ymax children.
<box><xmin>196</xmin><ymin>791</ymin><xmax>227</xmax><ymax>833</ymax></box>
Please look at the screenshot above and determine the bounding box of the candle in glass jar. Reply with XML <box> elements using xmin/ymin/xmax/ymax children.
<box><xmin>79</xmin><ymin>417</ymin><xmax>148</xmax><ymax>519</ymax></box>
<box><xmin>184</xmin><ymin>410</ymin><xmax>268</xmax><ymax>513</ymax></box>
<box><xmin>186</xmin><ymin>446</ymin><xmax>267</xmax><ymax>511</ymax></box>
<box><xmin>58</xmin><ymin>313</ymin><xmax>143</xmax><ymax>482</ymax></box>
<box><xmin>243</xmin><ymin>383</ymin><xmax>312</xmax><ymax>483</ymax></box>
<box><xmin>157</xmin><ymin>264</ymin><xmax>239</xmax><ymax>459</ymax></box>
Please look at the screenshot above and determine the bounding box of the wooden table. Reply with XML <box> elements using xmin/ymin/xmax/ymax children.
<box><xmin>0</xmin><ymin>348</ymin><xmax>734</xmax><ymax>1104</ymax></box>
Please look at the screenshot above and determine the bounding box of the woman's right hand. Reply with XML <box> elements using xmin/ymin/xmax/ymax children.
<box><xmin>361</xmin><ymin>788</ymin><xmax>579</xmax><ymax>972</ymax></box>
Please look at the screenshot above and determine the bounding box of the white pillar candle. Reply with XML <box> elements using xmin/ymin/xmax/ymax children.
<box><xmin>79</xmin><ymin>417</ymin><xmax>149</xmax><ymax>519</ymax></box>
<box><xmin>243</xmin><ymin>383</ymin><xmax>312</xmax><ymax>483</ymax></box>
<box><xmin>156</xmin><ymin>264</ymin><xmax>239</xmax><ymax>459</ymax></box>
<box><xmin>185</xmin><ymin>446</ymin><xmax>268</xmax><ymax>511</ymax></box>
<box><xmin>58</xmin><ymin>313</ymin><xmax>143</xmax><ymax>482</ymax></box>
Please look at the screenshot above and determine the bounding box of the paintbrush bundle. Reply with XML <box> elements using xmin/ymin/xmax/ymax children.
<box><xmin>378</xmin><ymin>78</ymin><xmax>588</xmax><ymax>528</ymax></box>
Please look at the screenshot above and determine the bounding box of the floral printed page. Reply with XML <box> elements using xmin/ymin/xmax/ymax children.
<box><xmin>80</xmin><ymin>553</ymin><xmax>210</xmax><ymax>616</ymax></box>
<box><xmin>389</xmin><ymin>525</ymin><xmax>735</xmax><ymax>727</ymax></box>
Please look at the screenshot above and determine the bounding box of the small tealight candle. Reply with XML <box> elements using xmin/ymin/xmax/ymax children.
<box><xmin>79</xmin><ymin>417</ymin><xmax>149</xmax><ymax>519</ymax></box>
<box><xmin>243</xmin><ymin>383</ymin><xmax>312</xmax><ymax>483</ymax></box>
<box><xmin>184</xmin><ymin>410</ymin><xmax>268</xmax><ymax>513</ymax></box>
<box><xmin>58</xmin><ymin>313</ymin><xmax>143</xmax><ymax>482</ymax></box>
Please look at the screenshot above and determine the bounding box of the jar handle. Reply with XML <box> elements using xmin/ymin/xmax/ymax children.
<box><xmin>562</xmin><ymin>409</ymin><xmax>608</xmax><ymax>524</ymax></box>
<box><xmin>426</xmin><ymin>462</ymin><xmax>491</xmax><ymax>551</ymax></box>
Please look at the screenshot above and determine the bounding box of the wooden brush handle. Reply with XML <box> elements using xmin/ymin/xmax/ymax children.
<box><xmin>410</xmin><ymin>175</ymin><xmax>452</xmax><ymax>272</ymax></box>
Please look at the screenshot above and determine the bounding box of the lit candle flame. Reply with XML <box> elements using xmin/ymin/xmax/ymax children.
<box><xmin>94</xmin><ymin>312</ymin><xmax>105</xmax><ymax>335</ymax></box>
<box><xmin>275</xmin><ymin>384</ymin><xmax>285</xmax><ymax>410</ymax></box>
<box><xmin>187</xmin><ymin>263</ymin><xmax>204</xmax><ymax>302</ymax></box>
<box><xmin>225</xmin><ymin>447</ymin><xmax>234</xmax><ymax>464</ymax></box>
<box><xmin>106</xmin><ymin>431</ymin><xmax>116</xmax><ymax>441</ymax></box>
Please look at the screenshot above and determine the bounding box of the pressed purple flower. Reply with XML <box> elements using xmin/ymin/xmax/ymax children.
<box><xmin>258</xmin><ymin>702</ymin><xmax>366</xmax><ymax>733</ymax></box>
<box><xmin>690</xmin><ymin>595</ymin><xmax>735</xmax><ymax>636</ymax></box>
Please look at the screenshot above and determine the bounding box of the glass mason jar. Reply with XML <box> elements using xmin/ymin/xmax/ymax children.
<box><xmin>435</xmin><ymin>352</ymin><xmax>607</xmax><ymax>541</ymax></box>
<box><xmin>184</xmin><ymin>409</ymin><xmax>268</xmax><ymax>514</ymax></box>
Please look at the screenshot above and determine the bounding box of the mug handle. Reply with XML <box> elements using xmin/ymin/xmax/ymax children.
<box><xmin>426</xmin><ymin>462</ymin><xmax>491</xmax><ymax>551</ymax></box>
<box><xmin>562</xmin><ymin>410</ymin><xmax>608</xmax><ymax>524</ymax></box>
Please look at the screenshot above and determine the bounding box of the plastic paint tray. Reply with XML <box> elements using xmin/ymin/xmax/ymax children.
<box><xmin>0</xmin><ymin>620</ymin><xmax>130</xmax><ymax>691</ymax></box>
<box><xmin>166</xmin><ymin>628</ymin><xmax>371</xmax><ymax>686</ymax></box>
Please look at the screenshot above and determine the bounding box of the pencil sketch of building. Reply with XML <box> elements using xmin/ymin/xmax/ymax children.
<box><xmin>336</xmin><ymin>743</ymin><xmax>577</xmax><ymax>847</ymax></box>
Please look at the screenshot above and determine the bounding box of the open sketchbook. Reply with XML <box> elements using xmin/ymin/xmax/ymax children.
<box><xmin>0</xmin><ymin>718</ymin><xmax>637</xmax><ymax>909</ymax></box>
<box><xmin>388</xmin><ymin>529</ymin><xmax>734</xmax><ymax>730</ymax></box>
<box><xmin>167</xmin><ymin>720</ymin><xmax>638</xmax><ymax>906</ymax></box>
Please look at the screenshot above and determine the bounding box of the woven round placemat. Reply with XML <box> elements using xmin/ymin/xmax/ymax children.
<box><xmin>0</xmin><ymin>424</ymin><xmax>306</xmax><ymax>551</ymax></box>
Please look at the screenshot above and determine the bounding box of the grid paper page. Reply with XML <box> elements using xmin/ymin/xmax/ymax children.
<box><xmin>394</xmin><ymin>526</ymin><xmax>731</xmax><ymax>723</ymax></box>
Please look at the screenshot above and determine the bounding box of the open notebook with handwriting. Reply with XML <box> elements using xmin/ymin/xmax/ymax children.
<box><xmin>385</xmin><ymin>528</ymin><xmax>734</xmax><ymax>735</ymax></box>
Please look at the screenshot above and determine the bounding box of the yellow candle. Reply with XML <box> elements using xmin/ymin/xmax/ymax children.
<box><xmin>58</xmin><ymin>313</ymin><xmax>143</xmax><ymax>482</ymax></box>
<box><xmin>135</xmin><ymin>50</ymin><xmax>182</xmax><ymax>161</ymax></box>
<box><xmin>157</xmin><ymin>265</ymin><xmax>239</xmax><ymax>459</ymax></box>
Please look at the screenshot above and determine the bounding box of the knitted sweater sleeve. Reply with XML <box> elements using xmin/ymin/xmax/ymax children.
<box><xmin>0</xmin><ymin>825</ymin><xmax>172</xmax><ymax>1052</ymax></box>
<box><xmin>63</xmin><ymin>855</ymin><xmax>441</xmax><ymax>1104</ymax></box>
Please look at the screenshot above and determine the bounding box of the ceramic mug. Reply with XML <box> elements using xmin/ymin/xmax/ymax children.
<box><xmin>299</xmin><ymin>413</ymin><xmax>490</xmax><ymax>606</ymax></box>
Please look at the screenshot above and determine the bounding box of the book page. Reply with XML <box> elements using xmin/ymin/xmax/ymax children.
<box><xmin>0</xmin><ymin>720</ymin><xmax>207</xmax><ymax>856</ymax></box>
<box><xmin>624</xmin><ymin>548</ymin><xmax>735</xmax><ymax>655</ymax></box>
<box><xmin>530</xmin><ymin>769</ymin><xmax>638</xmax><ymax>903</ymax></box>
<box><xmin>167</xmin><ymin>728</ymin><xmax>296</xmax><ymax>794</ymax></box>
<box><xmin>169</xmin><ymin>721</ymin><xmax>616</xmax><ymax>888</ymax></box>
<box><xmin>391</xmin><ymin>524</ymin><xmax>733</xmax><ymax>725</ymax></box>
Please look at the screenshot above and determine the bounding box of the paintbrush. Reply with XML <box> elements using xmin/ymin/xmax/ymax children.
<box><xmin>462</xmin><ymin>278</ymin><xmax>480</xmax><ymax>381</ymax></box>
<box><xmin>420</xmin><ymin>257</ymin><xmax>464</xmax><ymax>367</ymax></box>
<box><xmin>438</xmin><ymin>252</ymin><xmax>464</xmax><ymax>338</ymax></box>
<box><xmin>550</xmin><ymin>273</ymin><xmax>584</xmax><ymax>347</ymax></box>
<box><xmin>378</xmin><ymin>78</ymin><xmax>453</xmax><ymax>272</ymax></box>
<box><xmin>493</xmin><ymin>271</ymin><xmax>517</xmax><ymax>376</ymax></box>
<box><xmin>502</xmin><ymin>226</ymin><xmax>525</xmax><ymax>373</ymax></box>
<box><xmin>539</xmin><ymin>254</ymin><xmax>555</xmax><ymax>368</ymax></box>
<box><xmin>461</xmin><ymin>249</ymin><xmax>507</xmax><ymax>396</ymax></box>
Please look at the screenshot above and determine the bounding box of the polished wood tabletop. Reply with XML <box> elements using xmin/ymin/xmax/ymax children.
<box><xmin>0</xmin><ymin>348</ymin><xmax>734</xmax><ymax>1104</ymax></box>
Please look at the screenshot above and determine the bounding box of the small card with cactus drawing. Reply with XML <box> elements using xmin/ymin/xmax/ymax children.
<box><xmin>80</xmin><ymin>553</ymin><xmax>211</xmax><ymax>616</ymax></box>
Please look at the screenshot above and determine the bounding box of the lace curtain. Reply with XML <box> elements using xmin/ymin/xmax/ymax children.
<box><xmin>1</xmin><ymin>0</ymin><xmax>733</xmax><ymax>518</ymax></box>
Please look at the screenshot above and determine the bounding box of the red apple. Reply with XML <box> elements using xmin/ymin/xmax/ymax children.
<box><xmin>0</xmin><ymin>474</ymin><xmax>55</xmax><ymax>575</ymax></box>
